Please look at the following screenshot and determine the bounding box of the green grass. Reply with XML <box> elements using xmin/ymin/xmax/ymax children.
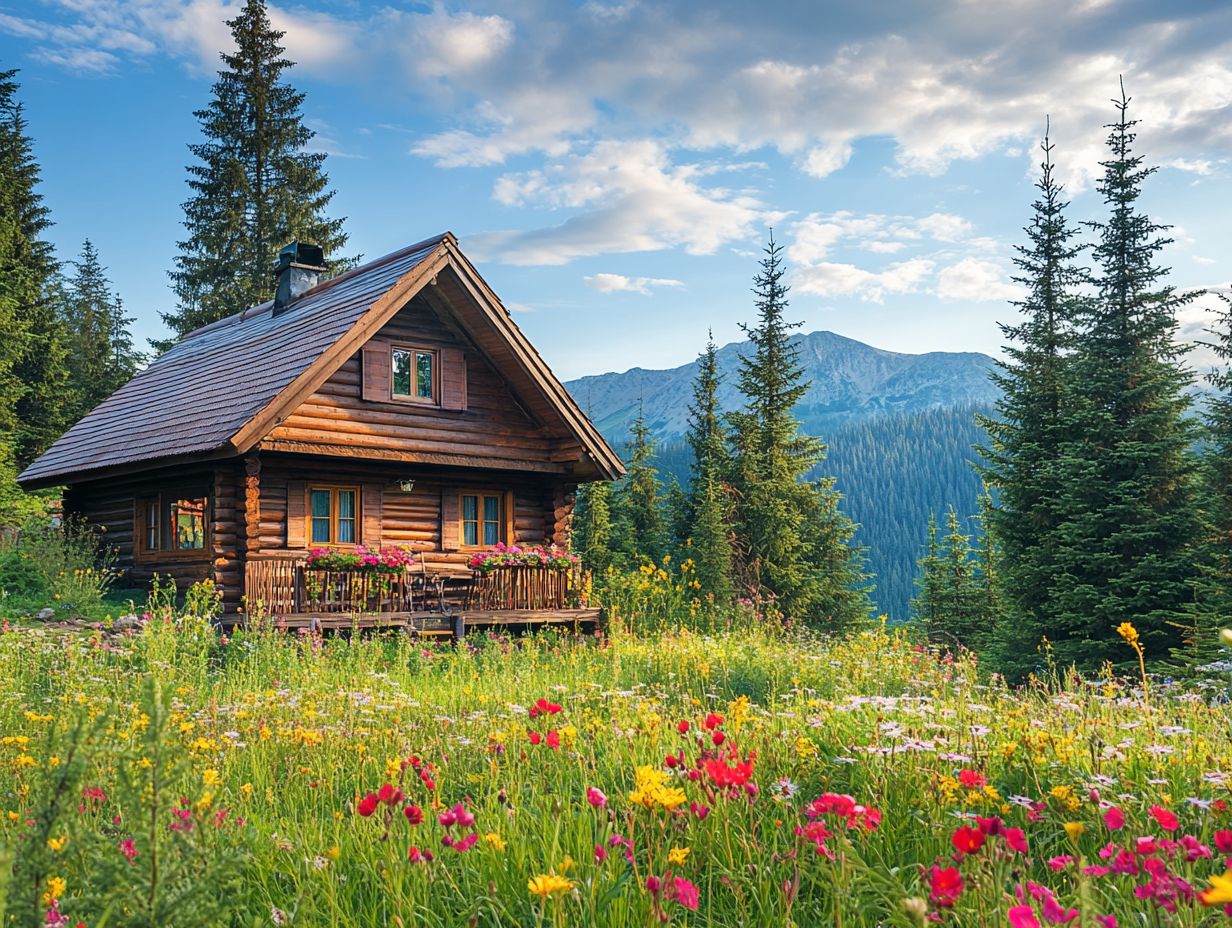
<box><xmin>0</xmin><ymin>609</ymin><xmax>1231</xmax><ymax>926</ymax></box>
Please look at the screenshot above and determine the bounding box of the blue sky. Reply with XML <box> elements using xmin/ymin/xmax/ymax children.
<box><xmin>2</xmin><ymin>0</ymin><xmax>1231</xmax><ymax>379</ymax></box>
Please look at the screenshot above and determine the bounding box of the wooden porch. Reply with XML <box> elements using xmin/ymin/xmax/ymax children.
<box><xmin>230</xmin><ymin>554</ymin><xmax>599</xmax><ymax>639</ymax></box>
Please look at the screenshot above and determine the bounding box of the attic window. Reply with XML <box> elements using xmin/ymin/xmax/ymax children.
<box><xmin>392</xmin><ymin>347</ymin><xmax>435</xmax><ymax>403</ymax></box>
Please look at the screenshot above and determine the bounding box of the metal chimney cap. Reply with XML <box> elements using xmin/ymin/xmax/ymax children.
<box><xmin>274</xmin><ymin>241</ymin><xmax>326</xmax><ymax>273</ymax></box>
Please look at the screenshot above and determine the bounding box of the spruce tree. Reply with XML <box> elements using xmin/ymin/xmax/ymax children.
<box><xmin>572</xmin><ymin>481</ymin><xmax>615</xmax><ymax>576</ymax></box>
<box><xmin>978</xmin><ymin>125</ymin><xmax>1085</xmax><ymax>675</ymax></box>
<box><xmin>1049</xmin><ymin>85</ymin><xmax>1201</xmax><ymax>669</ymax></box>
<box><xmin>0</xmin><ymin>68</ymin><xmax>67</xmax><ymax>467</ymax></box>
<box><xmin>912</xmin><ymin>507</ymin><xmax>996</xmax><ymax>655</ymax></box>
<box><xmin>1170</xmin><ymin>289</ymin><xmax>1232</xmax><ymax>672</ymax></box>
<box><xmin>727</xmin><ymin>234</ymin><xmax>870</xmax><ymax>628</ymax></box>
<box><xmin>163</xmin><ymin>0</ymin><xmax>350</xmax><ymax>345</ymax></box>
<box><xmin>684</xmin><ymin>332</ymin><xmax>734</xmax><ymax>599</ymax></box>
<box><xmin>617</xmin><ymin>403</ymin><xmax>665</xmax><ymax>563</ymax></box>
<box><xmin>60</xmin><ymin>241</ymin><xmax>144</xmax><ymax>419</ymax></box>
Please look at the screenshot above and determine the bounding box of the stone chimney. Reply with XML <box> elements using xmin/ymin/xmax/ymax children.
<box><xmin>272</xmin><ymin>241</ymin><xmax>326</xmax><ymax>315</ymax></box>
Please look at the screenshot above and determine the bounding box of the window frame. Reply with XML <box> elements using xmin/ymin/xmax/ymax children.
<box><xmin>135</xmin><ymin>489</ymin><xmax>211</xmax><ymax>562</ymax></box>
<box><xmin>458</xmin><ymin>490</ymin><xmax>506</xmax><ymax>549</ymax></box>
<box><xmin>390</xmin><ymin>344</ymin><xmax>438</xmax><ymax>405</ymax></box>
<box><xmin>307</xmin><ymin>485</ymin><xmax>361</xmax><ymax>548</ymax></box>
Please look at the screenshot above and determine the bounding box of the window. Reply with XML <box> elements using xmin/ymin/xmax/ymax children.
<box><xmin>137</xmin><ymin>492</ymin><xmax>208</xmax><ymax>557</ymax></box>
<box><xmin>392</xmin><ymin>346</ymin><xmax>436</xmax><ymax>402</ymax></box>
<box><xmin>309</xmin><ymin>486</ymin><xmax>358</xmax><ymax>546</ymax></box>
<box><xmin>461</xmin><ymin>492</ymin><xmax>503</xmax><ymax>547</ymax></box>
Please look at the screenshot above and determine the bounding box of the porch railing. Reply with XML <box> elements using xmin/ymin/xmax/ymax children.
<box><xmin>469</xmin><ymin>565</ymin><xmax>579</xmax><ymax>611</ymax></box>
<box><xmin>244</xmin><ymin>555</ymin><xmax>413</xmax><ymax>615</ymax></box>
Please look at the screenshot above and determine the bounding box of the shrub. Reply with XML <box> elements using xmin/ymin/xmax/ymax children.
<box><xmin>0</xmin><ymin>516</ymin><xmax>117</xmax><ymax>617</ymax></box>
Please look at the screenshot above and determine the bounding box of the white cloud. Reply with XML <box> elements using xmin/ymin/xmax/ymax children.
<box><xmin>467</xmin><ymin>139</ymin><xmax>772</xmax><ymax>264</ymax></box>
<box><xmin>916</xmin><ymin>213</ymin><xmax>975</xmax><ymax>243</ymax></box>
<box><xmin>401</xmin><ymin>9</ymin><xmax>514</xmax><ymax>79</ymax></box>
<box><xmin>935</xmin><ymin>258</ymin><xmax>1021</xmax><ymax>302</ymax></box>
<box><xmin>802</xmin><ymin>141</ymin><xmax>853</xmax><ymax>178</ymax></box>
<box><xmin>584</xmin><ymin>273</ymin><xmax>684</xmax><ymax>294</ymax></box>
<box><xmin>796</xmin><ymin>258</ymin><xmax>935</xmax><ymax>302</ymax></box>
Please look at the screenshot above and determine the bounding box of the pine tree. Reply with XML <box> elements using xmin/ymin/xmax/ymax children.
<box><xmin>1170</xmin><ymin>289</ymin><xmax>1232</xmax><ymax>672</ymax></box>
<box><xmin>727</xmin><ymin>234</ymin><xmax>870</xmax><ymax>628</ymax></box>
<box><xmin>0</xmin><ymin>68</ymin><xmax>66</xmax><ymax>467</ymax></box>
<box><xmin>1049</xmin><ymin>85</ymin><xmax>1201</xmax><ymax>670</ymax></box>
<box><xmin>616</xmin><ymin>403</ymin><xmax>665</xmax><ymax>563</ymax></box>
<box><xmin>912</xmin><ymin>507</ymin><xmax>994</xmax><ymax>654</ymax></box>
<box><xmin>684</xmin><ymin>332</ymin><xmax>734</xmax><ymax>599</ymax></box>
<box><xmin>978</xmin><ymin>125</ymin><xmax>1085</xmax><ymax>675</ymax></box>
<box><xmin>162</xmin><ymin>0</ymin><xmax>350</xmax><ymax>346</ymax></box>
<box><xmin>572</xmin><ymin>481</ymin><xmax>615</xmax><ymax>576</ymax></box>
<box><xmin>911</xmin><ymin>514</ymin><xmax>944</xmax><ymax>632</ymax></box>
<box><xmin>60</xmin><ymin>241</ymin><xmax>144</xmax><ymax>420</ymax></box>
<box><xmin>663</xmin><ymin>477</ymin><xmax>691</xmax><ymax>550</ymax></box>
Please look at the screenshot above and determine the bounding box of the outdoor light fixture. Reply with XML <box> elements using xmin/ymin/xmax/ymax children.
<box><xmin>399</xmin><ymin>479</ymin><xmax>416</xmax><ymax>493</ymax></box>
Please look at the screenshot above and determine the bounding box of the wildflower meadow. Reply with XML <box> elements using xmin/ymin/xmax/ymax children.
<box><xmin>1</xmin><ymin>583</ymin><xmax>1231</xmax><ymax>927</ymax></box>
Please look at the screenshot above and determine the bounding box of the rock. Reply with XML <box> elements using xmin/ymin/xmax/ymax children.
<box><xmin>35</xmin><ymin>608</ymin><xmax>55</xmax><ymax>621</ymax></box>
<box><xmin>114</xmin><ymin>614</ymin><xmax>142</xmax><ymax>631</ymax></box>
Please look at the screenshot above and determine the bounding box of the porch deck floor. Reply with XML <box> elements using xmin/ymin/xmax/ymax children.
<box><xmin>220</xmin><ymin>607</ymin><xmax>600</xmax><ymax>638</ymax></box>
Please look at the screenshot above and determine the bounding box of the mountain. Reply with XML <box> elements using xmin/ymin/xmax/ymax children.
<box><xmin>567</xmin><ymin>330</ymin><xmax>999</xmax><ymax>444</ymax></box>
<box><xmin>565</xmin><ymin>330</ymin><xmax>1002</xmax><ymax>621</ymax></box>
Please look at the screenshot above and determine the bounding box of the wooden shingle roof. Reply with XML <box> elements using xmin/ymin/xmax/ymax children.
<box><xmin>19</xmin><ymin>233</ymin><xmax>623</xmax><ymax>488</ymax></box>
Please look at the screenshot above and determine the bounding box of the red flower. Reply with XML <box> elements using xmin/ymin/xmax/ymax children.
<box><xmin>403</xmin><ymin>805</ymin><xmax>423</xmax><ymax>825</ymax></box>
<box><xmin>952</xmin><ymin>825</ymin><xmax>986</xmax><ymax>856</ymax></box>
<box><xmin>545</xmin><ymin>730</ymin><xmax>561</xmax><ymax>750</ymax></box>
<box><xmin>357</xmin><ymin>793</ymin><xmax>379</xmax><ymax>817</ymax></box>
<box><xmin>377</xmin><ymin>783</ymin><xmax>404</xmax><ymax>806</ymax></box>
<box><xmin>703</xmin><ymin>713</ymin><xmax>723</xmax><ymax>731</ymax></box>
<box><xmin>704</xmin><ymin>757</ymin><xmax>754</xmax><ymax>788</ymax></box>
<box><xmin>957</xmin><ymin>769</ymin><xmax>986</xmax><ymax>789</ymax></box>
<box><xmin>528</xmin><ymin>731</ymin><xmax>542</xmax><ymax>746</ymax></box>
<box><xmin>976</xmin><ymin>815</ymin><xmax>1002</xmax><ymax>835</ymax></box>
<box><xmin>712</xmin><ymin>731</ymin><xmax>726</xmax><ymax>746</ymax></box>
<box><xmin>676</xmin><ymin>720</ymin><xmax>690</xmax><ymax>734</ymax></box>
<box><xmin>1104</xmin><ymin>807</ymin><xmax>1125</xmax><ymax>831</ymax></box>
<box><xmin>1148</xmin><ymin>805</ymin><xmax>1178</xmax><ymax>832</ymax></box>
<box><xmin>1214</xmin><ymin>830</ymin><xmax>1232</xmax><ymax>854</ymax></box>
<box><xmin>928</xmin><ymin>865</ymin><xmax>963</xmax><ymax>907</ymax></box>
<box><xmin>529</xmin><ymin>697</ymin><xmax>563</xmax><ymax>719</ymax></box>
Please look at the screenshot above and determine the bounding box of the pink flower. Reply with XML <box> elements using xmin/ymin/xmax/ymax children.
<box><xmin>1004</xmin><ymin>827</ymin><xmax>1029</xmax><ymax>853</ymax></box>
<box><xmin>668</xmin><ymin>877</ymin><xmax>700</xmax><ymax>911</ymax></box>
<box><xmin>1008</xmin><ymin>905</ymin><xmax>1041</xmax><ymax>928</ymax></box>
<box><xmin>1215</xmin><ymin>830</ymin><xmax>1232</xmax><ymax>854</ymax></box>
<box><xmin>586</xmin><ymin>787</ymin><xmax>607</xmax><ymax>808</ymax></box>
<box><xmin>1104</xmin><ymin>807</ymin><xmax>1124</xmax><ymax>831</ymax></box>
<box><xmin>1148</xmin><ymin>805</ymin><xmax>1178</xmax><ymax>832</ymax></box>
<box><xmin>1047</xmin><ymin>856</ymin><xmax>1074</xmax><ymax>871</ymax></box>
<box><xmin>118</xmin><ymin>837</ymin><xmax>138</xmax><ymax>863</ymax></box>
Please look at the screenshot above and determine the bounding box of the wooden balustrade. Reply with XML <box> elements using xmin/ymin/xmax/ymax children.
<box><xmin>468</xmin><ymin>565</ymin><xmax>578</xmax><ymax>611</ymax></box>
<box><xmin>244</xmin><ymin>556</ymin><xmax>413</xmax><ymax>615</ymax></box>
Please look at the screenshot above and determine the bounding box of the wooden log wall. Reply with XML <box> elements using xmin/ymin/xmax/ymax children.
<box><xmin>62</xmin><ymin>464</ymin><xmax>224</xmax><ymax>594</ymax></box>
<box><xmin>265</xmin><ymin>293</ymin><xmax>566</xmax><ymax>469</ymax></box>
<box><xmin>256</xmin><ymin>453</ymin><xmax>576</xmax><ymax>572</ymax></box>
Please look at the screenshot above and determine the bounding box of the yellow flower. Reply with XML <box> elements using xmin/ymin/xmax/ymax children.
<box><xmin>668</xmin><ymin>846</ymin><xmax>690</xmax><ymax>866</ymax></box>
<box><xmin>527</xmin><ymin>873</ymin><xmax>575</xmax><ymax>899</ymax></box>
<box><xmin>483</xmin><ymin>832</ymin><xmax>506</xmax><ymax>852</ymax></box>
<box><xmin>240</xmin><ymin>782</ymin><xmax>253</xmax><ymax>798</ymax></box>
<box><xmin>202</xmin><ymin>768</ymin><xmax>221</xmax><ymax>788</ymax></box>
<box><xmin>1063</xmin><ymin>821</ymin><xmax>1086</xmax><ymax>842</ymax></box>
<box><xmin>47</xmin><ymin>835</ymin><xmax>67</xmax><ymax>853</ymax></box>
<box><xmin>1220</xmin><ymin>628</ymin><xmax>1232</xmax><ymax>648</ymax></box>
<box><xmin>1115</xmin><ymin>622</ymin><xmax>1140</xmax><ymax>648</ymax></box>
<box><xmin>42</xmin><ymin>876</ymin><xmax>66</xmax><ymax>907</ymax></box>
<box><xmin>326</xmin><ymin>845</ymin><xmax>340</xmax><ymax>860</ymax></box>
<box><xmin>1201</xmin><ymin>868</ymin><xmax>1232</xmax><ymax>906</ymax></box>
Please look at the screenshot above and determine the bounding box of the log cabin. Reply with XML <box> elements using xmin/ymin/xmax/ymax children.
<box><xmin>17</xmin><ymin>234</ymin><xmax>624</xmax><ymax>635</ymax></box>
